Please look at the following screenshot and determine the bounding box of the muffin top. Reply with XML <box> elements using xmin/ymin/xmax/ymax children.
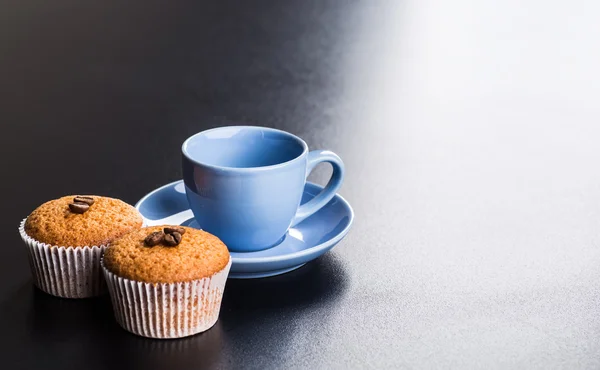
<box><xmin>25</xmin><ymin>195</ymin><xmax>143</xmax><ymax>247</ymax></box>
<box><xmin>103</xmin><ymin>225</ymin><xmax>230</xmax><ymax>283</ymax></box>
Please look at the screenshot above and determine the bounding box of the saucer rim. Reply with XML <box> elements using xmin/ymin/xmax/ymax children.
<box><xmin>135</xmin><ymin>180</ymin><xmax>354</xmax><ymax>265</ymax></box>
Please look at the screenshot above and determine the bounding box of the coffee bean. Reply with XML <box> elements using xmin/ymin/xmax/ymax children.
<box><xmin>164</xmin><ymin>226</ymin><xmax>185</xmax><ymax>235</ymax></box>
<box><xmin>163</xmin><ymin>234</ymin><xmax>176</xmax><ymax>246</ymax></box>
<box><xmin>164</xmin><ymin>231</ymin><xmax>182</xmax><ymax>246</ymax></box>
<box><xmin>69</xmin><ymin>202</ymin><xmax>89</xmax><ymax>214</ymax></box>
<box><xmin>74</xmin><ymin>196</ymin><xmax>95</xmax><ymax>206</ymax></box>
<box><xmin>144</xmin><ymin>231</ymin><xmax>164</xmax><ymax>247</ymax></box>
<box><xmin>171</xmin><ymin>231</ymin><xmax>182</xmax><ymax>244</ymax></box>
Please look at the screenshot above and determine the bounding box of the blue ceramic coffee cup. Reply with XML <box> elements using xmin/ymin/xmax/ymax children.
<box><xmin>182</xmin><ymin>126</ymin><xmax>345</xmax><ymax>252</ymax></box>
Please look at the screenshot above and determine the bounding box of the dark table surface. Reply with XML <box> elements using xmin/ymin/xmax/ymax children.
<box><xmin>2</xmin><ymin>0</ymin><xmax>600</xmax><ymax>369</ymax></box>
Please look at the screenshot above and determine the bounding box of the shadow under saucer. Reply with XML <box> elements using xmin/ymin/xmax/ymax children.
<box><xmin>221</xmin><ymin>252</ymin><xmax>350</xmax><ymax>312</ymax></box>
<box><xmin>216</xmin><ymin>252</ymin><xmax>350</xmax><ymax>368</ymax></box>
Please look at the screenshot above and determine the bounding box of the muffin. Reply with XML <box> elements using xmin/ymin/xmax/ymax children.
<box><xmin>19</xmin><ymin>195</ymin><xmax>143</xmax><ymax>298</ymax></box>
<box><xmin>102</xmin><ymin>225</ymin><xmax>231</xmax><ymax>339</ymax></box>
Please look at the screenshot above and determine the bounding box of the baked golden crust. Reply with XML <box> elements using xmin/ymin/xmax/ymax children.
<box><xmin>24</xmin><ymin>195</ymin><xmax>143</xmax><ymax>247</ymax></box>
<box><xmin>103</xmin><ymin>225</ymin><xmax>230</xmax><ymax>283</ymax></box>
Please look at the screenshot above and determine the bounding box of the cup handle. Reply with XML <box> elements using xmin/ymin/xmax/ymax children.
<box><xmin>291</xmin><ymin>150</ymin><xmax>345</xmax><ymax>226</ymax></box>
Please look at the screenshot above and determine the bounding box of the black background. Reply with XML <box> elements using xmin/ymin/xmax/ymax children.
<box><xmin>2</xmin><ymin>1</ymin><xmax>600</xmax><ymax>369</ymax></box>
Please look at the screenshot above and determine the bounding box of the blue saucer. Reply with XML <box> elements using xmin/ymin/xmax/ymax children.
<box><xmin>135</xmin><ymin>180</ymin><xmax>354</xmax><ymax>279</ymax></box>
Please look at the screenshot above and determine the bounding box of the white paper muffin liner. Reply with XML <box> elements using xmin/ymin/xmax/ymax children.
<box><xmin>19</xmin><ymin>218</ymin><xmax>107</xmax><ymax>299</ymax></box>
<box><xmin>102</xmin><ymin>257</ymin><xmax>231</xmax><ymax>339</ymax></box>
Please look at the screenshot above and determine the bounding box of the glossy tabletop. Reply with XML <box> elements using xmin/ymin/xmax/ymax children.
<box><xmin>2</xmin><ymin>1</ymin><xmax>600</xmax><ymax>369</ymax></box>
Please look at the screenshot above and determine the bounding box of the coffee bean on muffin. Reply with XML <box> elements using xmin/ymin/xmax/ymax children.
<box><xmin>69</xmin><ymin>202</ymin><xmax>90</xmax><ymax>214</ymax></box>
<box><xmin>73</xmin><ymin>196</ymin><xmax>95</xmax><ymax>205</ymax></box>
<box><xmin>144</xmin><ymin>231</ymin><xmax>164</xmax><ymax>246</ymax></box>
<box><xmin>164</xmin><ymin>231</ymin><xmax>182</xmax><ymax>246</ymax></box>
<box><xmin>164</xmin><ymin>226</ymin><xmax>186</xmax><ymax>235</ymax></box>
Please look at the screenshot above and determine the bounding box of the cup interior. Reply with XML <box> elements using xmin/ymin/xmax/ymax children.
<box><xmin>182</xmin><ymin>127</ymin><xmax>307</xmax><ymax>169</ymax></box>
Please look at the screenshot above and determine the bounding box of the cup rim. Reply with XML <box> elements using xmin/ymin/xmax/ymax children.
<box><xmin>181</xmin><ymin>126</ymin><xmax>309</xmax><ymax>172</ymax></box>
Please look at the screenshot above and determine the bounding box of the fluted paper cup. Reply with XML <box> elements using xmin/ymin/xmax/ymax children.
<box><xmin>19</xmin><ymin>218</ymin><xmax>107</xmax><ymax>298</ymax></box>
<box><xmin>102</xmin><ymin>257</ymin><xmax>231</xmax><ymax>339</ymax></box>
